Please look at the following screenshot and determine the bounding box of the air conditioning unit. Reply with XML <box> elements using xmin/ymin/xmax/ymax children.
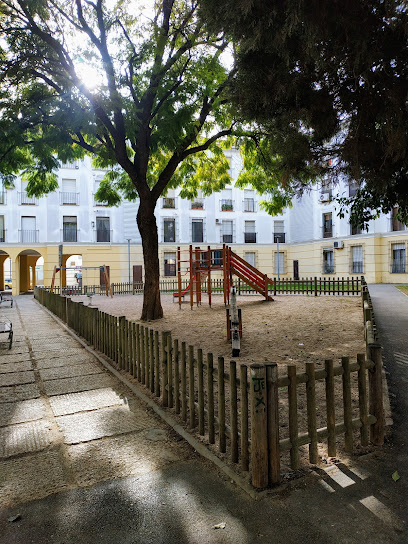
<box><xmin>319</xmin><ymin>193</ymin><xmax>330</xmax><ymax>202</ymax></box>
<box><xmin>333</xmin><ymin>241</ymin><xmax>344</xmax><ymax>249</ymax></box>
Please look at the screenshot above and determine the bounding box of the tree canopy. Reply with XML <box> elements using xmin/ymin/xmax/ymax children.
<box><xmin>0</xmin><ymin>0</ymin><xmax>257</xmax><ymax>319</ymax></box>
<box><xmin>200</xmin><ymin>0</ymin><xmax>408</xmax><ymax>226</ymax></box>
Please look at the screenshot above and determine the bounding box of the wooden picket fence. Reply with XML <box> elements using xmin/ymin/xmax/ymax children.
<box><xmin>34</xmin><ymin>284</ymin><xmax>383</xmax><ymax>490</ymax></box>
<box><xmin>45</xmin><ymin>276</ymin><xmax>362</xmax><ymax>297</ymax></box>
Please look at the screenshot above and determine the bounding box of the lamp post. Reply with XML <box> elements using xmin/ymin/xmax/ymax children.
<box><xmin>127</xmin><ymin>239</ymin><xmax>131</xmax><ymax>283</ymax></box>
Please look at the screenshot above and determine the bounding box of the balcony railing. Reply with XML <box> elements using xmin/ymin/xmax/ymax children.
<box><xmin>0</xmin><ymin>192</ymin><xmax>6</xmax><ymax>205</ymax></box>
<box><xmin>323</xmin><ymin>264</ymin><xmax>335</xmax><ymax>274</ymax></box>
<box><xmin>62</xmin><ymin>227</ymin><xmax>78</xmax><ymax>242</ymax></box>
<box><xmin>0</xmin><ymin>229</ymin><xmax>5</xmax><ymax>243</ymax></box>
<box><xmin>191</xmin><ymin>200</ymin><xmax>204</xmax><ymax>210</ymax></box>
<box><xmin>322</xmin><ymin>226</ymin><xmax>333</xmax><ymax>239</ymax></box>
<box><xmin>221</xmin><ymin>233</ymin><xmax>234</xmax><ymax>243</ymax></box>
<box><xmin>162</xmin><ymin>197</ymin><xmax>176</xmax><ymax>209</ymax></box>
<box><xmin>60</xmin><ymin>192</ymin><xmax>79</xmax><ymax>205</ymax></box>
<box><xmin>244</xmin><ymin>232</ymin><xmax>257</xmax><ymax>243</ymax></box>
<box><xmin>220</xmin><ymin>199</ymin><xmax>234</xmax><ymax>211</ymax></box>
<box><xmin>18</xmin><ymin>192</ymin><xmax>38</xmax><ymax>205</ymax></box>
<box><xmin>273</xmin><ymin>232</ymin><xmax>286</xmax><ymax>243</ymax></box>
<box><xmin>243</xmin><ymin>199</ymin><xmax>256</xmax><ymax>212</ymax></box>
<box><xmin>19</xmin><ymin>229</ymin><xmax>39</xmax><ymax>243</ymax></box>
<box><xmin>60</xmin><ymin>160</ymin><xmax>79</xmax><ymax>169</ymax></box>
<box><xmin>352</xmin><ymin>262</ymin><xmax>364</xmax><ymax>274</ymax></box>
<box><xmin>392</xmin><ymin>260</ymin><xmax>406</xmax><ymax>274</ymax></box>
<box><xmin>95</xmin><ymin>229</ymin><xmax>111</xmax><ymax>243</ymax></box>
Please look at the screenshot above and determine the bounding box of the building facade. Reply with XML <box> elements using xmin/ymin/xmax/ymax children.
<box><xmin>1</xmin><ymin>151</ymin><xmax>407</xmax><ymax>295</ymax></box>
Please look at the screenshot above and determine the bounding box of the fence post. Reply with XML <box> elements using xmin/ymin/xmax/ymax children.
<box><xmin>314</xmin><ymin>277</ymin><xmax>318</xmax><ymax>297</ymax></box>
<box><xmin>342</xmin><ymin>356</ymin><xmax>353</xmax><ymax>452</ymax></box>
<box><xmin>367</xmin><ymin>343</ymin><xmax>385</xmax><ymax>445</ymax></box>
<box><xmin>161</xmin><ymin>331</ymin><xmax>170</xmax><ymax>407</ymax></box>
<box><xmin>266</xmin><ymin>363</ymin><xmax>280</xmax><ymax>485</ymax></box>
<box><xmin>250</xmin><ymin>364</ymin><xmax>268</xmax><ymax>489</ymax></box>
<box><xmin>357</xmin><ymin>353</ymin><xmax>369</xmax><ymax>447</ymax></box>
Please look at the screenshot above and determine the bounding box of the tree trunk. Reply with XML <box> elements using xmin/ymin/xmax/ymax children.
<box><xmin>137</xmin><ymin>198</ymin><xmax>163</xmax><ymax>321</ymax></box>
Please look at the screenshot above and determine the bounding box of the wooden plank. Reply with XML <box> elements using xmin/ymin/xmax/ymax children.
<box><xmin>240</xmin><ymin>365</ymin><xmax>249</xmax><ymax>471</ymax></box>
<box><xmin>161</xmin><ymin>331</ymin><xmax>169</xmax><ymax>407</ymax></box>
<box><xmin>218</xmin><ymin>356</ymin><xmax>226</xmax><ymax>453</ymax></box>
<box><xmin>230</xmin><ymin>360</ymin><xmax>238</xmax><ymax>463</ymax></box>
<box><xmin>325</xmin><ymin>359</ymin><xmax>337</xmax><ymax>457</ymax></box>
<box><xmin>368</xmin><ymin>344</ymin><xmax>385</xmax><ymax>445</ymax></box>
<box><xmin>357</xmin><ymin>353</ymin><xmax>369</xmax><ymax>446</ymax></box>
<box><xmin>149</xmin><ymin>329</ymin><xmax>155</xmax><ymax>393</ymax></box>
<box><xmin>342</xmin><ymin>356</ymin><xmax>353</xmax><ymax>452</ymax></box>
<box><xmin>167</xmin><ymin>334</ymin><xmax>173</xmax><ymax>408</ymax></box>
<box><xmin>306</xmin><ymin>362</ymin><xmax>318</xmax><ymax>464</ymax></box>
<box><xmin>174</xmin><ymin>339</ymin><xmax>180</xmax><ymax>413</ymax></box>
<box><xmin>181</xmin><ymin>342</ymin><xmax>187</xmax><ymax>421</ymax></box>
<box><xmin>250</xmin><ymin>364</ymin><xmax>268</xmax><ymax>489</ymax></box>
<box><xmin>154</xmin><ymin>330</ymin><xmax>160</xmax><ymax>396</ymax></box>
<box><xmin>288</xmin><ymin>365</ymin><xmax>299</xmax><ymax>470</ymax></box>
<box><xmin>266</xmin><ymin>363</ymin><xmax>280</xmax><ymax>484</ymax></box>
<box><xmin>198</xmin><ymin>349</ymin><xmax>204</xmax><ymax>435</ymax></box>
<box><xmin>189</xmin><ymin>344</ymin><xmax>195</xmax><ymax>428</ymax></box>
<box><xmin>207</xmin><ymin>352</ymin><xmax>215</xmax><ymax>444</ymax></box>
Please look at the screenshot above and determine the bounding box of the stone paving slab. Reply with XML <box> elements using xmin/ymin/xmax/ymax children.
<box><xmin>0</xmin><ymin>361</ymin><xmax>32</xmax><ymax>374</ymax></box>
<box><xmin>0</xmin><ymin>383</ymin><xmax>41</xmax><ymax>403</ymax></box>
<box><xmin>36</xmin><ymin>354</ymin><xmax>96</xmax><ymax>369</ymax></box>
<box><xmin>34</xmin><ymin>348</ymin><xmax>87</xmax><ymax>359</ymax></box>
<box><xmin>0</xmin><ymin>398</ymin><xmax>48</xmax><ymax>427</ymax></box>
<box><xmin>31</xmin><ymin>341</ymin><xmax>80</xmax><ymax>351</ymax></box>
<box><xmin>39</xmin><ymin>363</ymin><xmax>102</xmax><ymax>381</ymax></box>
<box><xmin>0</xmin><ymin>353</ymin><xmax>31</xmax><ymax>365</ymax></box>
<box><xmin>0</xmin><ymin>370</ymin><xmax>35</xmax><ymax>387</ymax></box>
<box><xmin>0</xmin><ymin>420</ymin><xmax>54</xmax><ymax>458</ymax></box>
<box><xmin>43</xmin><ymin>373</ymin><xmax>115</xmax><ymax>396</ymax></box>
<box><xmin>0</xmin><ymin>450</ymin><xmax>68</xmax><ymax>508</ymax></box>
<box><xmin>49</xmin><ymin>388</ymin><xmax>125</xmax><ymax>416</ymax></box>
<box><xmin>56</xmin><ymin>406</ymin><xmax>149</xmax><ymax>444</ymax></box>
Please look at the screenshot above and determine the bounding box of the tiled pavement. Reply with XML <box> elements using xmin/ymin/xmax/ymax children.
<box><xmin>0</xmin><ymin>296</ymin><xmax>191</xmax><ymax>508</ymax></box>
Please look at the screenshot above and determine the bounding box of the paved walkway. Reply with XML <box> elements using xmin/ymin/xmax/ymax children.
<box><xmin>0</xmin><ymin>293</ymin><xmax>407</xmax><ymax>543</ymax></box>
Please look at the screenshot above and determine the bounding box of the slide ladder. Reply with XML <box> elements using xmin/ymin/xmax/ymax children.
<box><xmin>228</xmin><ymin>249</ymin><xmax>273</xmax><ymax>301</ymax></box>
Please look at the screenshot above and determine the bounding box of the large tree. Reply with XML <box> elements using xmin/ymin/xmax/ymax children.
<box><xmin>200</xmin><ymin>0</ymin><xmax>408</xmax><ymax>227</ymax></box>
<box><xmin>0</xmin><ymin>0</ymin><xmax>242</xmax><ymax>320</ymax></box>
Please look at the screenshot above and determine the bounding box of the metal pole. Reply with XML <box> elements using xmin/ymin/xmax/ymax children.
<box><xmin>127</xmin><ymin>239</ymin><xmax>131</xmax><ymax>283</ymax></box>
<box><xmin>277</xmin><ymin>237</ymin><xmax>280</xmax><ymax>280</ymax></box>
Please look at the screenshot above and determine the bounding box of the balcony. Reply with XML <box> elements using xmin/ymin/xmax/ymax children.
<box><xmin>323</xmin><ymin>264</ymin><xmax>335</xmax><ymax>274</ymax></box>
<box><xmin>191</xmin><ymin>200</ymin><xmax>204</xmax><ymax>210</ymax></box>
<box><xmin>162</xmin><ymin>197</ymin><xmax>176</xmax><ymax>209</ymax></box>
<box><xmin>0</xmin><ymin>192</ymin><xmax>6</xmax><ymax>205</ymax></box>
<box><xmin>244</xmin><ymin>232</ymin><xmax>257</xmax><ymax>243</ymax></box>
<box><xmin>243</xmin><ymin>198</ymin><xmax>256</xmax><ymax>212</ymax></box>
<box><xmin>273</xmin><ymin>232</ymin><xmax>286</xmax><ymax>243</ymax></box>
<box><xmin>95</xmin><ymin>229</ymin><xmax>111</xmax><ymax>243</ymax></box>
<box><xmin>62</xmin><ymin>227</ymin><xmax>78</xmax><ymax>242</ymax></box>
<box><xmin>0</xmin><ymin>230</ymin><xmax>5</xmax><ymax>243</ymax></box>
<box><xmin>19</xmin><ymin>230</ymin><xmax>39</xmax><ymax>243</ymax></box>
<box><xmin>60</xmin><ymin>192</ymin><xmax>79</xmax><ymax>205</ymax></box>
<box><xmin>60</xmin><ymin>160</ymin><xmax>79</xmax><ymax>169</ymax></box>
<box><xmin>220</xmin><ymin>199</ymin><xmax>234</xmax><ymax>212</ymax></box>
<box><xmin>18</xmin><ymin>192</ymin><xmax>38</xmax><ymax>205</ymax></box>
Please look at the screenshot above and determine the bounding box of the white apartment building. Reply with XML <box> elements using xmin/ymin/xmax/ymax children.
<box><xmin>0</xmin><ymin>150</ymin><xmax>407</xmax><ymax>294</ymax></box>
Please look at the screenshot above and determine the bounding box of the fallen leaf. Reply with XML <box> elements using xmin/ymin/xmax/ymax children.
<box><xmin>392</xmin><ymin>471</ymin><xmax>400</xmax><ymax>482</ymax></box>
<box><xmin>8</xmin><ymin>514</ymin><xmax>21</xmax><ymax>522</ymax></box>
<box><xmin>212</xmin><ymin>522</ymin><xmax>226</xmax><ymax>530</ymax></box>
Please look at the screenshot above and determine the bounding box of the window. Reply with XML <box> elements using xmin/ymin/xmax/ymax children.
<box><xmin>162</xmin><ymin>197</ymin><xmax>176</xmax><ymax>209</ymax></box>
<box><xmin>221</xmin><ymin>220</ymin><xmax>233</xmax><ymax>243</ymax></box>
<box><xmin>0</xmin><ymin>215</ymin><xmax>4</xmax><ymax>242</ymax></box>
<box><xmin>164</xmin><ymin>252</ymin><xmax>176</xmax><ymax>276</ymax></box>
<box><xmin>60</xmin><ymin>179</ymin><xmax>78</xmax><ymax>205</ymax></box>
<box><xmin>220</xmin><ymin>188</ymin><xmax>233</xmax><ymax>211</ymax></box>
<box><xmin>192</xmin><ymin>219</ymin><xmax>204</xmax><ymax>243</ymax></box>
<box><xmin>245</xmin><ymin>252</ymin><xmax>256</xmax><ymax>268</ymax></box>
<box><xmin>351</xmin><ymin>246</ymin><xmax>363</xmax><ymax>273</ymax></box>
<box><xmin>211</xmin><ymin>250</ymin><xmax>223</xmax><ymax>267</ymax></box>
<box><xmin>391</xmin><ymin>207</ymin><xmax>406</xmax><ymax>232</ymax></box>
<box><xmin>323</xmin><ymin>249</ymin><xmax>334</xmax><ymax>274</ymax></box>
<box><xmin>21</xmin><ymin>216</ymin><xmax>37</xmax><ymax>243</ymax></box>
<box><xmin>392</xmin><ymin>243</ymin><xmax>406</xmax><ymax>273</ymax></box>
<box><xmin>96</xmin><ymin>217</ymin><xmax>110</xmax><ymax>242</ymax></box>
<box><xmin>243</xmin><ymin>190</ymin><xmax>255</xmax><ymax>212</ymax></box>
<box><xmin>191</xmin><ymin>192</ymin><xmax>204</xmax><ymax>210</ymax></box>
<box><xmin>273</xmin><ymin>220</ymin><xmax>285</xmax><ymax>243</ymax></box>
<box><xmin>244</xmin><ymin>221</ymin><xmax>256</xmax><ymax>243</ymax></box>
<box><xmin>320</xmin><ymin>181</ymin><xmax>333</xmax><ymax>200</ymax></box>
<box><xmin>323</xmin><ymin>212</ymin><xmax>333</xmax><ymax>238</ymax></box>
<box><xmin>348</xmin><ymin>182</ymin><xmax>359</xmax><ymax>197</ymax></box>
<box><xmin>274</xmin><ymin>252</ymin><xmax>285</xmax><ymax>275</ymax></box>
<box><xmin>63</xmin><ymin>216</ymin><xmax>77</xmax><ymax>242</ymax></box>
<box><xmin>350</xmin><ymin>222</ymin><xmax>362</xmax><ymax>235</ymax></box>
<box><xmin>164</xmin><ymin>218</ymin><xmax>176</xmax><ymax>242</ymax></box>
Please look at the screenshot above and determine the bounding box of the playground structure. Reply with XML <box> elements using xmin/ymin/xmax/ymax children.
<box><xmin>50</xmin><ymin>264</ymin><xmax>113</xmax><ymax>297</ymax></box>
<box><xmin>173</xmin><ymin>245</ymin><xmax>274</xmax><ymax>309</ymax></box>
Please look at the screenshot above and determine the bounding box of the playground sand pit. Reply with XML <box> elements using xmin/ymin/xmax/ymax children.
<box><xmin>81</xmin><ymin>293</ymin><xmax>365</xmax><ymax>370</ymax></box>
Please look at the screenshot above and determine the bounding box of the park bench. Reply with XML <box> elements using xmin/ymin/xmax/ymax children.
<box><xmin>0</xmin><ymin>320</ymin><xmax>13</xmax><ymax>349</ymax></box>
<box><xmin>0</xmin><ymin>292</ymin><xmax>13</xmax><ymax>308</ymax></box>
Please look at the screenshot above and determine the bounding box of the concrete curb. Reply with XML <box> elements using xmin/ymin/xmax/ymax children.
<box><xmin>34</xmin><ymin>298</ymin><xmax>268</xmax><ymax>500</ymax></box>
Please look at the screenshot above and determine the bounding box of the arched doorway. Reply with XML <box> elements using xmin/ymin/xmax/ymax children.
<box><xmin>17</xmin><ymin>249</ymin><xmax>43</xmax><ymax>293</ymax></box>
